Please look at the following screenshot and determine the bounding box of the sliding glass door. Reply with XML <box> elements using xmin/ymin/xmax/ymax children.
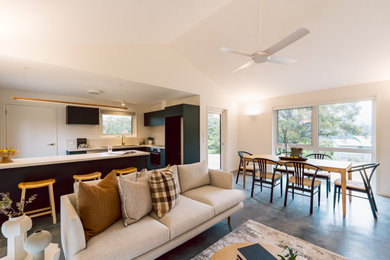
<box><xmin>208</xmin><ymin>111</ymin><xmax>222</xmax><ymax>169</ymax></box>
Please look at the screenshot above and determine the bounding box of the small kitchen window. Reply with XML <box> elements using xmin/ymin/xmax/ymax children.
<box><xmin>100</xmin><ymin>110</ymin><xmax>136</xmax><ymax>136</ymax></box>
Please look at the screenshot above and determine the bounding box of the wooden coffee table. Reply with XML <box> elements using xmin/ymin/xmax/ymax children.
<box><xmin>210</xmin><ymin>242</ymin><xmax>281</xmax><ymax>260</ymax></box>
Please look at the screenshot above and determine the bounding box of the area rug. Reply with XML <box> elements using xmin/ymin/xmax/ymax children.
<box><xmin>192</xmin><ymin>219</ymin><xmax>347</xmax><ymax>260</ymax></box>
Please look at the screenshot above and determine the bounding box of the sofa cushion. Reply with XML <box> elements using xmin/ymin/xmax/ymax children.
<box><xmin>74</xmin><ymin>216</ymin><xmax>169</xmax><ymax>260</ymax></box>
<box><xmin>150</xmin><ymin>195</ymin><xmax>214</xmax><ymax>239</ymax></box>
<box><xmin>78</xmin><ymin>170</ymin><xmax>121</xmax><ymax>242</ymax></box>
<box><xmin>118</xmin><ymin>176</ymin><xmax>153</xmax><ymax>226</ymax></box>
<box><xmin>149</xmin><ymin>168</ymin><xmax>180</xmax><ymax>218</ymax></box>
<box><xmin>182</xmin><ymin>185</ymin><xmax>245</xmax><ymax>215</ymax></box>
<box><xmin>177</xmin><ymin>161</ymin><xmax>209</xmax><ymax>193</ymax></box>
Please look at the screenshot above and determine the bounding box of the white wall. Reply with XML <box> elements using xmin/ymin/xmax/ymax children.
<box><xmin>237</xmin><ymin>80</ymin><xmax>390</xmax><ymax>197</ymax></box>
<box><xmin>0</xmin><ymin>88</ymin><xmax>152</xmax><ymax>155</ymax></box>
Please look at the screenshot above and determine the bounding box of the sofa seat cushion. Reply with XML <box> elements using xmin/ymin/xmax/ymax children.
<box><xmin>182</xmin><ymin>185</ymin><xmax>245</xmax><ymax>215</ymax></box>
<box><xmin>150</xmin><ymin>195</ymin><xmax>214</xmax><ymax>239</ymax></box>
<box><xmin>74</xmin><ymin>216</ymin><xmax>169</xmax><ymax>260</ymax></box>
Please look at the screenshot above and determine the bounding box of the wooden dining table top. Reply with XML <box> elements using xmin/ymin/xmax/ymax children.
<box><xmin>243</xmin><ymin>154</ymin><xmax>352</xmax><ymax>173</ymax></box>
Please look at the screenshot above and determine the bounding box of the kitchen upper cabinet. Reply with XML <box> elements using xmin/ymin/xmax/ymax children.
<box><xmin>144</xmin><ymin>110</ymin><xmax>164</xmax><ymax>126</ymax></box>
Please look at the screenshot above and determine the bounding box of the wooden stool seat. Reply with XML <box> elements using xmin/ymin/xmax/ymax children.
<box><xmin>18</xmin><ymin>178</ymin><xmax>56</xmax><ymax>224</ymax></box>
<box><xmin>115</xmin><ymin>167</ymin><xmax>137</xmax><ymax>176</ymax></box>
<box><xmin>18</xmin><ymin>179</ymin><xmax>55</xmax><ymax>189</ymax></box>
<box><xmin>73</xmin><ymin>172</ymin><xmax>102</xmax><ymax>182</ymax></box>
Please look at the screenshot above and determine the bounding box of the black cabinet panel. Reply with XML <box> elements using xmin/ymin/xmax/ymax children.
<box><xmin>164</xmin><ymin>104</ymin><xmax>183</xmax><ymax>117</ymax></box>
<box><xmin>66</xmin><ymin>106</ymin><xmax>99</xmax><ymax>125</ymax></box>
<box><xmin>164</xmin><ymin>104</ymin><xmax>200</xmax><ymax>165</ymax></box>
<box><xmin>144</xmin><ymin>110</ymin><xmax>165</xmax><ymax>126</ymax></box>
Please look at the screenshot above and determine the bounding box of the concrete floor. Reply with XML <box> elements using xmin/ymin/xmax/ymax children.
<box><xmin>1</xmin><ymin>174</ymin><xmax>389</xmax><ymax>259</ymax></box>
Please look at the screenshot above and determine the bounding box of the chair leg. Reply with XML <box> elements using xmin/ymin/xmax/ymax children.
<box><xmin>292</xmin><ymin>184</ymin><xmax>295</xmax><ymax>200</ymax></box>
<box><xmin>328</xmin><ymin>177</ymin><xmax>331</xmax><ymax>192</ymax></box>
<box><xmin>235</xmin><ymin>168</ymin><xmax>241</xmax><ymax>184</ymax></box>
<box><xmin>280</xmin><ymin>177</ymin><xmax>283</xmax><ymax>197</ymax></box>
<box><xmin>20</xmin><ymin>187</ymin><xmax>26</xmax><ymax>205</ymax></box>
<box><xmin>260</xmin><ymin>179</ymin><xmax>263</xmax><ymax>192</ymax></box>
<box><xmin>310</xmin><ymin>190</ymin><xmax>314</xmax><ymax>215</ymax></box>
<box><xmin>367</xmin><ymin>192</ymin><xmax>378</xmax><ymax>219</ymax></box>
<box><xmin>337</xmin><ymin>186</ymin><xmax>341</xmax><ymax>202</ymax></box>
<box><xmin>370</xmin><ymin>190</ymin><xmax>378</xmax><ymax>212</ymax></box>
<box><xmin>284</xmin><ymin>184</ymin><xmax>289</xmax><ymax>207</ymax></box>
<box><xmin>270</xmin><ymin>181</ymin><xmax>274</xmax><ymax>203</ymax></box>
<box><xmin>48</xmin><ymin>184</ymin><xmax>57</xmax><ymax>224</ymax></box>
<box><xmin>333</xmin><ymin>184</ymin><xmax>337</xmax><ymax>209</ymax></box>
<box><xmin>251</xmin><ymin>176</ymin><xmax>255</xmax><ymax>198</ymax></box>
<box><xmin>318</xmin><ymin>185</ymin><xmax>321</xmax><ymax>207</ymax></box>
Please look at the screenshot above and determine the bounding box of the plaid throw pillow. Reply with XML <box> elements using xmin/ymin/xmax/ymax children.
<box><xmin>149</xmin><ymin>168</ymin><xmax>180</xmax><ymax>218</ymax></box>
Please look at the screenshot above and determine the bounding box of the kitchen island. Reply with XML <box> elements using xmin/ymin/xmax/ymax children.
<box><xmin>0</xmin><ymin>151</ymin><xmax>149</xmax><ymax>224</ymax></box>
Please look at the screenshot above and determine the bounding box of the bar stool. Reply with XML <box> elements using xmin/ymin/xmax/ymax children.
<box><xmin>114</xmin><ymin>167</ymin><xmax>137</xmax><ymax>176</ymax></box>
<box><xmin>73</xmin><ymin>172</ymin><xmax>102</xmax><ymax>183</ymax></box>
<box><xmin>18</xmin><ymin>179</ymin><xmax>56</xmax><ymax>224</ymax></box>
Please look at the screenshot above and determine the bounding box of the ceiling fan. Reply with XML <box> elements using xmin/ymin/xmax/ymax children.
<box><xmin>221</xmin><ymin>27</ymin><xmax>310</xmax><ymax>72</ymax></box>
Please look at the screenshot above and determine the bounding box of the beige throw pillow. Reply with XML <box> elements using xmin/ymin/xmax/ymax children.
<box><xmin>118</xmin><ymin>174</ymin><xmax>153</xmax><ymax>226</ymax></box>
<box><xmin>149</xmin><ymin>168</ymin><xmax>180</xmax><ymax>218</ymax></box>
<box><xmin>177</xmin><ymin>161</ymin><xmax>210</xmax><ymax>193</ymax></box>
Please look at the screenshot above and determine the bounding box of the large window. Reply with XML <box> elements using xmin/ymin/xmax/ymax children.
<box><xmin>277</xmin><ymin>107</ymin><xmax>312</xmax><ymax>145</ymax></box>
<box><xmin>101</xmin><ymin>111</ymin><xmax>136</xmax><ymax>136</ymax></box>
<box><xmin>274</xmin><ymin>100</ymin><xmax>374</xmax><ymax>162</ymax></box>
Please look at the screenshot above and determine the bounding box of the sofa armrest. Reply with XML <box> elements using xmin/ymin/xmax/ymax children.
<box><xmin>209</xmin><ymin>169</ymin><xmax>234</xmax><ymax>190</ymax></box>
<box><xmin>61</xmin><ymin>194</ymin><xmax>86</xmax><ymax>259</ymax></box>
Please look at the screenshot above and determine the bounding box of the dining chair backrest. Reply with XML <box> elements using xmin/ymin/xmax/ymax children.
<box><xmin>254</xmin><ymin>158</ymin><xmax>282</xmax><ymax>178</ymax></box>
<box><xmin>285</xmin><ymin>161</ymin><xmax>322</xmax><ymax>189</ymax></box>
<box><xmin>349</xmin><ymin>163</ymin><xmax>379</xmax><ymax>192</ymax></box>
<box><xmin>238</xmin><ymin>151</ymin><xmax>253</xmax><ymax>159</ymax></box>
<box><xmin>306</xmin><ymin>153</ymin><xmax>332</xmax><ymax>160</ymax></box>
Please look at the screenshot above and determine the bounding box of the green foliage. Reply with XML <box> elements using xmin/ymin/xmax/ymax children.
<box><xmin>102</xmin><ymin>114</ymin><xmax>133</xmax><ymax>135</ymax></box>
<box><xmin>208</xmin><ymin>114</ymin><xmax>221</xmax><ymax>154</ymax></box>
<box><xmin>277</xmin><ymin>108</ymin><xmax>312</xmax><ymax>145</ymax></box>
<box><xmin>319</xmin><ymin>103</ymin><xmax>363</xmax><ymax>146</ymax></box>
<box><xmin>278</xmin><ymin>245</ymin><xmax>299</xmax><ymax>260</ymax></box>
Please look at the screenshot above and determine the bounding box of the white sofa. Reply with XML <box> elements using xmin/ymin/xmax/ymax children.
<box><xmin>60</xmin><ymin>165</ymin><xmax>245</xmax><ymax>260</ymax></box>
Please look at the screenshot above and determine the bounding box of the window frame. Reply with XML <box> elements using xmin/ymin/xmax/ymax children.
<box><xmin>100</xmin><ymin>110</ymin><xmax>137</xmax><ymax>137</ymax></box>
<box><xmin>273</xmin><ymin>98</ymin><xmax>376</xmax><ymax>162</ymax></box>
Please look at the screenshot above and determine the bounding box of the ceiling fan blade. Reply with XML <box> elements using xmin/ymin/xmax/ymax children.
<box><xmin>233</xmin><ymin>60</ymin><xmax>255</xmax><ymax>73</ymax></box>
<box><xmin>220</xmin><ymin>47</ymin><xmax>254</xmax><ymax>57</ymax></box>
<box><xmin>267</xmin><ymin>55</ymin><xmax>296</xmax><ymax>64</ymax></box>
<box><xmin>264</xmin><ymin>28</ymin><xmax>310</xmax><ymax>55</ymax></box>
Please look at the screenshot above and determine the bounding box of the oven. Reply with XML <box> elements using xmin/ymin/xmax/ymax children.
<box><xmin>150</xmin><ymin>148</ymin><xmax>161</xmax><ymax>167</ymax></box>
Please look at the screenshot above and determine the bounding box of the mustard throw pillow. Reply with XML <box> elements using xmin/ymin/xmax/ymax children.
<box><xmin>78</xmin><ymin>170</ymin><xmax>121</xmax><ymax>242</ymax></box>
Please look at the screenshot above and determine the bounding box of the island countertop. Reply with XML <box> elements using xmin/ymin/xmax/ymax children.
<box><xmin>0</xmin><ymin>150</ymin><xmax>149</xmax><ymax>170</ymax></box>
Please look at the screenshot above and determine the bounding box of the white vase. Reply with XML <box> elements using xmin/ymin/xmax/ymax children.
<box><xmin>24</xmin><ymin>229</ymin><xmax>52</xmax><ymax>260</ymax></box>
<box><xmin>1</xmin><ymin>214</ymin><xmax>32</xmax><ymax>260</ymax></box>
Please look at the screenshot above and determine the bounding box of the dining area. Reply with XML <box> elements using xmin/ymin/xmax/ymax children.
<box><xmin>236</xmin><ymin>150</ymin><xmax>380</xmax><ymax>219</ymax></box>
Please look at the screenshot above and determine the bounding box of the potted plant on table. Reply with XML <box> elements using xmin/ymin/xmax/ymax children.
<box><xmin>1</xmin><ymin>192</ymin><xmax>37</xmax><ymax>260</ymax></box>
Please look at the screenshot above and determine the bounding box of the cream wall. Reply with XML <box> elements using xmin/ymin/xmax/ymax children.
<box><xmin>237</xmin><ymin>80</ymin><xmax>390</xmax><ymax>196</ymax></box>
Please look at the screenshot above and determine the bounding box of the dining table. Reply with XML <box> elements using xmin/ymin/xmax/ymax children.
<box><xmin>242</xmin><ymin>154</ymin><xmax>353</xmax><ymax>217</ymax></box>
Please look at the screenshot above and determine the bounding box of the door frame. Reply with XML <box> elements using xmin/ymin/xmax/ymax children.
<box><xmin>207</xmin><ymin>107</ymin><xmax>226</xmax><ymax>170</ymax></box>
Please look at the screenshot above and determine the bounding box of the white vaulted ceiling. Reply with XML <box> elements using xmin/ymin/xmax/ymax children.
<box><xmin>0</xmin><ymin>0</ymin><xmax>390</xmax><ymax>103</ymax></box>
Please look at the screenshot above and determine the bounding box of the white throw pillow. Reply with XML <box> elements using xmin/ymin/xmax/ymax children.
<box><xmin>177</xmin><ymin>161</ymin><xmax>210</xmax><ymax>193</ymax></box>
<box><xmin>118</xmin><ymin>175</ymin><xmax>153</xmax><ymax>226</ymax></box>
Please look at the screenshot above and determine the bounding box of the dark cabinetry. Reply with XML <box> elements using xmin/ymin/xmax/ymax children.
<box><xmin>144</xmin><ymin>110</ymin><xmax>164</xmax><ymax>126</ymax></box>
<box><xmin>66</xmin><ymin>106</ymin><xmax>99</xmax><ymax>125</ymax></box>
<box><xmin>165</xmin><ymin>104</ymin><xmax>200</xmax><ymax>165</ymax></box>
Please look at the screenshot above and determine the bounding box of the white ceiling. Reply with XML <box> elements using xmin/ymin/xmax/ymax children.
<box><xmin>0</xmin><ymin>0</ymin><xmax>390</xmax><ymax>103</ymax></box>
<box><xmin>0</xmin><ymin>0</ymin><xmax>231</xmax><ymax>44</ymax></box>
<box><xmin>0</xmin><ymin>56</ymin><xmax>194</xmax><ymax>106</ymax></box>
